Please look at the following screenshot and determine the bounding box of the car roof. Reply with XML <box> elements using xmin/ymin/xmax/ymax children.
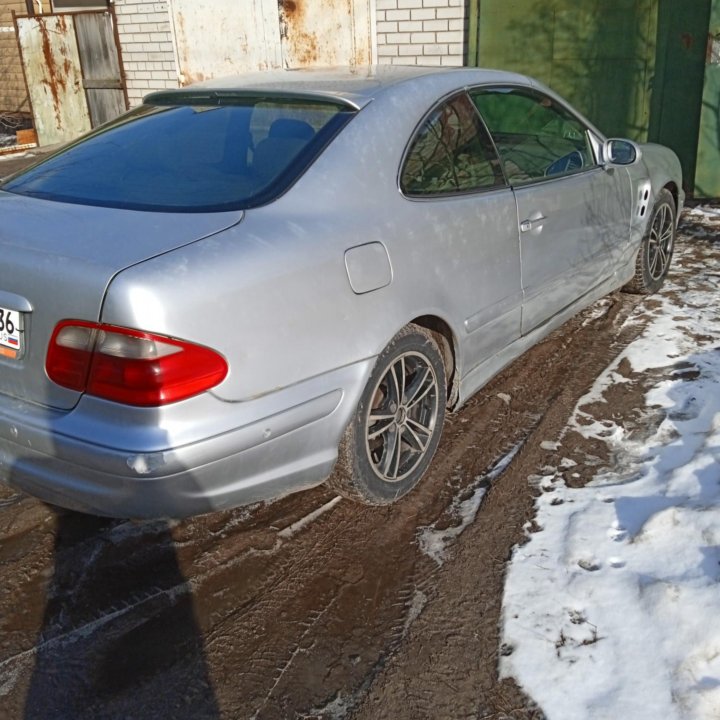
<box><xmin>144</xmin><ymin>65</ymin><xmax>533</xmax><ymax>109</ymax></box>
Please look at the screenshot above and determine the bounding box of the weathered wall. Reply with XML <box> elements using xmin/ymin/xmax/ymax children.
<box><xmin>170</xmin><ymin>0</ymin><xmax>281</xmax><ymax>83</ymax></box>
<box><xmin>375</xmin><ymin>0</ymin><xmax>466</xmax><ymax>67</ymax></box>
<box><xmin>278</xmin><ymin>0</ymin><xmax>373</xmax><ymax>69</ymax></box>
<box><xmin>114</xmin><ymin>0</ymin><xmax>179</xmax><ymax>106</ymax></box>
<box><xmin>169</xmin><ymin>0</ymin><xmax>373</xmax><ymax>84</ymax></box>
<box><xmin>695</xmin><ymin>0</ymin><xmax>720</xmax><ymax>197</ymax></box>
<box><xmin>0</xmin><ymin>0</ymin><xmax>29</xmax><ymax>115</ymax></box>
<box><xmin>16</xmin><ymin>13</ymin><xmax>91</xmax><ymax>145</ymax></box>
<box><xmin>116</xmin><ymin>0</ymin><xmax>374</xmax><ymax>104</ymax></box>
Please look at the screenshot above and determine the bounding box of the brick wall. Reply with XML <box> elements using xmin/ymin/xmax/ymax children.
<box><xmin>375</xmin><ymin>0</ymin><xmax>467</xmax><ymax>67</ymax></box>
<box><xmin>114</xmin><ymin>0</ymin><xmax>179</xmax><ymax>107</ymax></box>
<box><xmin>0</xmin><ymin>0</ymin><xmax>29</xmax><ymax>115</ymax></box>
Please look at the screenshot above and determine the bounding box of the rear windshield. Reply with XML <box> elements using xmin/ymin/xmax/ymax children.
<box><xmin>1</xmin><ymin>96</ymin><xmax>356</xmax><ymax>212</ymax></box>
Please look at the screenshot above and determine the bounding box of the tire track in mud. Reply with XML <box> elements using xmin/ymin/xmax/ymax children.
<box><xmin>347</xmin><ymin>214</ymin><xmax>720</xmax><ymax>718</ymax></box>
<box><xmin>349</xmin><ymin>292</ymin><xmax>649</xmax><ymax>720</ymax></box>
<box><xmin>178</xmin><ymin>289</ymin><xmax>648</xmax><ymax>719</ymax></box>
<box><xmin>0</xmin><ymin>281</ymin><xmax>665</xmax><ymax>719</ymax></box>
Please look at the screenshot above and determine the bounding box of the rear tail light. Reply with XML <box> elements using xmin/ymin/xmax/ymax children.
<box><xmin>46</xmin><ymin>321</ymin><xmax>228</xmax><ymax>406</ymax></box>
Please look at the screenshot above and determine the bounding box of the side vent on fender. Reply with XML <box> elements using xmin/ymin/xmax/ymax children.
<box><xmin>636</xmin><ymin>181</ymin><xmax>652</xmax><ymax>220</ymax></box>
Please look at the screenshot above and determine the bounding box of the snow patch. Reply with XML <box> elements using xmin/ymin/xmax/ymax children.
<box><xmin>277</xmin><ymin>496</ymin><xmax>342</xmax><ymax>539</ymax></box>
<box><xmin>418</xmin><ymin>441</ymin><xmax>522</xmax><ymax>565</ymax></box>
<box><xmin>501</xmin><ymin>212</ymin><xmax>720</xmax><ymax>719</ymax></box>
<box><xmin>402</xmin><ymin>589</ymin><xmax>428</xmax><ymax>637</ymax></box>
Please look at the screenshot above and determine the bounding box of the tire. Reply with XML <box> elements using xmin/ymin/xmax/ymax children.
<box><xmin>624</xmin><ymin>188</ymin><xmax>676</xmax><ymax>294</ymax></box>
<box><xmin>328</xmin><ymin>324</ymin><xmax>446</xmax><ymax>504</ymax></box>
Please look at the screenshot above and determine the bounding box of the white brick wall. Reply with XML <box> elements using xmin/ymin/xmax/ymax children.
<box><xmin>376</xmin><ymin>0</ymin><xmax>466</xmax><ymax>66</ymax></box>
<box><xmin>114</xmin><ymin>0</ymin><xmax>179</xmax><ymax>106</ymax></box>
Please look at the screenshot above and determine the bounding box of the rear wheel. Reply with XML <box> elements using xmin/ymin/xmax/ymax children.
<box><xmin>624</xmin><ymin>188</ymin><xmax>676</xmax><ymax>294</ymax></box>
<box><xmin>329</xmin><ymin>324</ymin><xmax>446</xmax><ymax>504</ymax></box>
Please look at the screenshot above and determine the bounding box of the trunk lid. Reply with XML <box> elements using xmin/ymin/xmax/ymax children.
<box><xmin>0</xmin><ymin>191</ymin><xmax>242</xmax><ymax>410</ymax></box>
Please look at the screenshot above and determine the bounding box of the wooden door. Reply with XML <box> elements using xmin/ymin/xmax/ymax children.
<box><xmin>75</xmin><ymin>11</ymin><xmax>127</xmax><ymax>127</ymax></box>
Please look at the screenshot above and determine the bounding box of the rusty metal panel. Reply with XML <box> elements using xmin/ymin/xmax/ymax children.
<box><xmin>169</xmin><ymin>0</ymin><xmax>373</xmax><ymax>84</ymax></box>
<box><xmin>16</xmin><ymin>14</ymin><xmax>91</xmax><ymax>145</ymax></box>
<box><xmin>169</xmin><ymin>0</ymin><xmax>283</xmax><ymax>84</ymax></box>
<box><xmin>75</xmin><ymin>11</ymin><xmax>126</xmax><ymax>127</ymax></box>
<box><xmin>279</xmin><ymin>0</ymin><xmax>372</xmax><ymax>68</ymax></box>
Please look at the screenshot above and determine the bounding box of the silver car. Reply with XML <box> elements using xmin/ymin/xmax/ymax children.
<box><xmin>0</xmin><ymin>67</ymin><xmax>682</xmax><ymax>518</ymax></box>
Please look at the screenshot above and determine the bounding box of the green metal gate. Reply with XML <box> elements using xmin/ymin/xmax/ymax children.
<box><xmin>649</xmin><ymin>0</ymin><xmax>712</xmax><ymax>194</ymax></box>
<box><xmin>468</xmin><ymin>0</ymin><xmax>712</xmax><ymax>194</ymax></box>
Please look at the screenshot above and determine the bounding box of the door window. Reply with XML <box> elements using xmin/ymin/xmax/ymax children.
<box><xmin>470</xmin><ymin>88</ymin><xmax>595</xmax><ymax>185</ymax></box>
<box><xmin>401</xmin><ymin>93</ymin><xmax>505</xmax><ymax>196</ymax></box>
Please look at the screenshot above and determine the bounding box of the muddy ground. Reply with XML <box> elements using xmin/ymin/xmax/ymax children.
<box><xmin>0</xmin><ymin>189</ymin><xmax>717</xmax><ymax>719</ymax></box>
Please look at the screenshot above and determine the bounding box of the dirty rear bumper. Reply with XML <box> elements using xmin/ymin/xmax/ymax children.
<box><xmin>0</xmin><ymin>359</ymin><xmax>373</xmax><ymax>518</ymax></box>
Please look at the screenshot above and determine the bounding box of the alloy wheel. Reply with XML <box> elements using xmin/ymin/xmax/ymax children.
<box><xmin>648</xmin><ymin>203</ymin><xmax>674</xmax><ymax>281</ymax></box>
<box><xmin>364</xmin><ymin>351</ymin><xmax>440</xmax><ymax>482</ymax></box>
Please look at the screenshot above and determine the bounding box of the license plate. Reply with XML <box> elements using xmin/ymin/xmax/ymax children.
<box><xmin>0</xmin><ymin>306</ymin><xmax>22</xmax><ymax>358</ymax></box>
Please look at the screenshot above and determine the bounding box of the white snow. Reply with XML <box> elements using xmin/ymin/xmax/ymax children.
<box><xmin>501</xmin><ymin>207</ymin><xmax>720</xmax><ymax>719</ymax></box>
<box><xmin>418</xmin><ymin>440</ymin><xmax>522</xmax><ymax>565</ymax></box>
<box><xmin>277</xmin><ymin>495</ymin><xmax>342</xmax><ymax>539</ymax></box>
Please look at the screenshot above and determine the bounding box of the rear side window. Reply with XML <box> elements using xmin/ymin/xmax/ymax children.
<box><xmin>2</xmin><ymin>96</ymin><xmax>355</xmax><ymax>212</ymax></box>
<box><xmin>401</xmin><ymin>92</ymin><xmax>505</xmax><ymax>197</ymax></box>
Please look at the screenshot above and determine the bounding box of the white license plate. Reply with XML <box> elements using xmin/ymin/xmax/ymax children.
<box><xmin>0</xmin><ymin>306</ymin><xmax>22</xmax><ymax>356</ymax></box>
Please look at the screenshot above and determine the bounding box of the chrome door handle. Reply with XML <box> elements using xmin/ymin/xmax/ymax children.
<box><xmin>520</xmin><ymin>215</ymin><xmax>547</xmax><ymax>233</ymax></box>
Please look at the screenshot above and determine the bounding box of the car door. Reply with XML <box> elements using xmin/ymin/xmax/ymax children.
<box><xmin>399</xmin><ymin>91</ymin><xmax>522</xmax><ymax>374</ymax></box>
<box><xmin>470</xmin><ymin>86</ymin><xmax>631</xmax><ymax>335</ymax></box>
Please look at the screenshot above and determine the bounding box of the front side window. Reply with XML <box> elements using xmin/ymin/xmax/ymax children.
<box><xmin>1</xmin><ymin>95</ymin><xmax>355</xmax><ymax>212</ymax></box>
<box><xmin>470</xmin><ymin>87</ymin><xmax>595</xmax><ymax>185</ymax></box>
<box><xmin>401</xmin><ymin>93</ymin><xmax>505</xmax><ymax>197</ymax></box>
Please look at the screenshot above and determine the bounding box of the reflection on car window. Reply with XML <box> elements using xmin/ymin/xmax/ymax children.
<box><xmin>470</xmin><ymin>87</ymin><xmax>594</xmax><ymax>185</ymax></box>
<box><xmin>2</xmin><ymin>97</ymin><xmax>355</xmax><ymax>212</ymax></box>
<box><xmin>401</xmin><ymin>92</ymin><xmax>505</xmax><ymax>196</ymax></box>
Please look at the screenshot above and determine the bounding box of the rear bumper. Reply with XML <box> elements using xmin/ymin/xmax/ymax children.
<box><xmin>0</xmin><ymin>359</ymin><xmax>373</xmax><ymax>518</ymax></box>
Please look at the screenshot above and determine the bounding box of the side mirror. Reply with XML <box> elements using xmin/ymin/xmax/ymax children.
<box><xmin>603</xmin><ymin>138</ymin><xmax>641</xmax><ymax>168</ymax></box>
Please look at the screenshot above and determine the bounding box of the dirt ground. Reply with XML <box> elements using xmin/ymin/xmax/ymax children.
<box><xmin>0</xmin><ymin>174</ymin><xmax>717</xmax><ymax>719</ymax></box>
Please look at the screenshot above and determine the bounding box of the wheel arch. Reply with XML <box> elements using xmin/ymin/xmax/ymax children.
<box><xmin>663</xmin><ymin>181</ymin><xmax>679</xmax><ymax>213</ymax></box>
<box><xmin>409</xmin><ymin>314</ymin><xmax>460</xmax><ymax>408</ymax></box>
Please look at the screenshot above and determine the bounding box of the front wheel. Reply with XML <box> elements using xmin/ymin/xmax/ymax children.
<box><xmin>328</xmin><ymin>324</ymin><xmax>446</xmax><ymax>504</ymax></box>
<box><xmin>624</xmin><ymin>188</ymin><xmax>676</xmax><ymax>294</ymax></box>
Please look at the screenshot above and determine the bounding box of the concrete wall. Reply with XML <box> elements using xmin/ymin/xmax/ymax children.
<box><xmin>114</xmin><ymin>0</ymin><xmax>179</xmax><ymax>107</ymax></box>
<box><xmin>0</xmin><ymin>0</ymin><xmax>29</xmax><ymax>115</ymax></box>
<box><xmin>375</xmin><ymin>0</ymin><xmax>466</xmax><ymax>67</ymax></box>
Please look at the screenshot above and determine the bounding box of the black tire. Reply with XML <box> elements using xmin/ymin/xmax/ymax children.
<box><xmin>328</xmin><ymin>324</ymin><xmax>446</xmax><ymax>504</ymax></box>
<box><xmin>624</xmin><ymin>188</ymin><xmax>676</xmax><ymax>294</ymax></box>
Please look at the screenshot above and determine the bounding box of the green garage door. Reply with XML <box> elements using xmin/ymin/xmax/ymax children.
<box><xmin>649</xmin><ymin>0</ymin><xmax>712</xmax><ymax>194</ymax></box>
<box><xmin>472</xmin><ymin>0</ymin><xmax>711</xmax><ymax>193</ymax></box>
<box><xmin>695</xmin><ymin>0</ymin><xmax>720</xmax><ymax>198</ymax></box>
